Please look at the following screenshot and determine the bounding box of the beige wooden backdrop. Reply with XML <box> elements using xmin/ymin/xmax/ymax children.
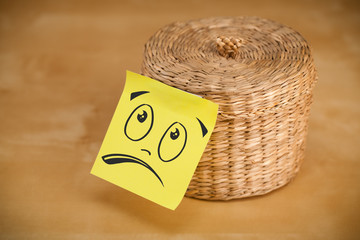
<box><xmin>0</xmin><ymin>0</ymin><xmax>359</xmax><ymax>239</ymax></box>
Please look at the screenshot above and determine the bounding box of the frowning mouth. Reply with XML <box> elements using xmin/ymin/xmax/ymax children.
<box><xmin>102</xmin><ymin>153</ymin><xmax>164</xmax><ymax>187</ymax></box>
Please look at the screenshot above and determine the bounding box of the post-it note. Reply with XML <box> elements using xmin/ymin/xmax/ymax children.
<box><xmin>91</xmin><ymin>71</ymin><xmax>218</xmax><ymax>210</ymax></box>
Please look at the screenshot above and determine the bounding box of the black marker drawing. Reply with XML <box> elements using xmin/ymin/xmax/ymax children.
<box><xmin>158</xmin><ymin>122</ymin><xmax>187</xmax><ymax>162</ymax></box>
<box><xmin>102</xmin><ymin>153</ymin><xmax>163</xmax><ymax>186</ymax></box>
<box><xmin>141</xmin><ymin>148</ymin><xmax>151</xmax><ymax>156</ymax></box>
<box><xmin>196</xmin><ymin>117</ymin><xmax>208</xmax><ymax>137</ymax></box>
<box><xmin>124</xmin><ymin>104</ymin><xmax>154</xmax><ymax>141</ymax></box>
<box><xmin>130</xmin><ymin>91</ymin><xmax>149</xmax><ymax>100</ymax></box>
<box><xmin>102</xmin><ymin>90</ymin><xmax>210</xmax><ymax>187</ymax></box>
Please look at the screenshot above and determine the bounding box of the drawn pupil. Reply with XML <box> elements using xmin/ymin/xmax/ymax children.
<box><xmin>137</xmin><ymin>110</ymin><xmax>147</xmax><ymax>123</ymax></box>
<box><xmin>170</xmin><ymin>128</ymin><xmax>179</xmax><ymax>140</ymax></box>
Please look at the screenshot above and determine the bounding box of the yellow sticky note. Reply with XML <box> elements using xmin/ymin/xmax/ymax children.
<box><xmin>91</xmin><ymin>71</ymin><xmax>218</xmax><ymax>210</ymax></box>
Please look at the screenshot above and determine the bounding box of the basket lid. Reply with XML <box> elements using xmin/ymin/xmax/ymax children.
<box><xmin>141</xmin><ymin>16</ymin><xmax>317</xmax><ymax>117</ymax></box>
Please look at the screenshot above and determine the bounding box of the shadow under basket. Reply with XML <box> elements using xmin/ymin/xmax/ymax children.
<box><xmin>141</xmin><ymin>16</ymin><xmax>317</xmax><ymax>200</ymax></box>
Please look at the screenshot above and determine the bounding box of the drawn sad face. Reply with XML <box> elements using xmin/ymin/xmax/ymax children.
<box><xmin>91</xmin><ymin>71</ymin><xmax>218</xmax><ymax>210</ymax></box>
<box><xmin>101</xmin><ymin>90</ymin><xmax>208</xmax><ymax>187</ymax></box>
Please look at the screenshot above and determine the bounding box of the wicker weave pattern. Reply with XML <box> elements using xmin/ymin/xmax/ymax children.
<box><xmin>141</xmin><ymin>17</ymin><xmax>317</xmax><ymax>200</ymax></box>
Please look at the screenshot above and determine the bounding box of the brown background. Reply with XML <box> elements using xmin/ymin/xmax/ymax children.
<box><xmin>0</xmin><ymin>0</ymin><xmax>359</xmax><ymax>239</ymax></box>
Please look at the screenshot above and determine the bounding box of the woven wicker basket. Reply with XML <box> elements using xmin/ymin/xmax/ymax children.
<box><xmin>141</xmin><ymin>16</ymin><xmax>317</xmax><ymax>200</ymax></box>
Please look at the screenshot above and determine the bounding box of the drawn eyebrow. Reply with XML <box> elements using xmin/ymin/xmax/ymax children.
<box><xmin>196</xmin><ymin>117</ymin><xmax>208</xmax><ymax>137</ymax></box>
<box><xmin>130</xmin><ymin>91</ymin><xmax>150</xmax><ymax>100</ymax></box>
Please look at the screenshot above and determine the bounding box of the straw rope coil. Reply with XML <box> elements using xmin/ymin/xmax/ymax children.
<box><xmin>141</xmin><ymin>16</ymin><xmax>317</xmax><ymax>200</ymax></box>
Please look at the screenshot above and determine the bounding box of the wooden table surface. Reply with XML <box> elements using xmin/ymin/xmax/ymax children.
<box><xmin>1</xmin><ymin>0</ymin><xmax>359</xmax><ymax>239</ymax></box>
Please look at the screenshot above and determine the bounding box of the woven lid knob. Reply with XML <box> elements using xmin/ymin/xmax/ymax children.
<box><xmin>216</xmin><ymin>36</ymin><xmax>242</xmax><ymax>59</ymax></box>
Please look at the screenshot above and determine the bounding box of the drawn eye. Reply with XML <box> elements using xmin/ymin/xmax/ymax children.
<box><xmin>158</xmin><ymin>122</ymin><xmax>187</xmax><ymax>162</ymax></box>
<box><xmin>125</xmin><ymin>104</ymin><xmax>153</xmax><ymax>141</ymax></box>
